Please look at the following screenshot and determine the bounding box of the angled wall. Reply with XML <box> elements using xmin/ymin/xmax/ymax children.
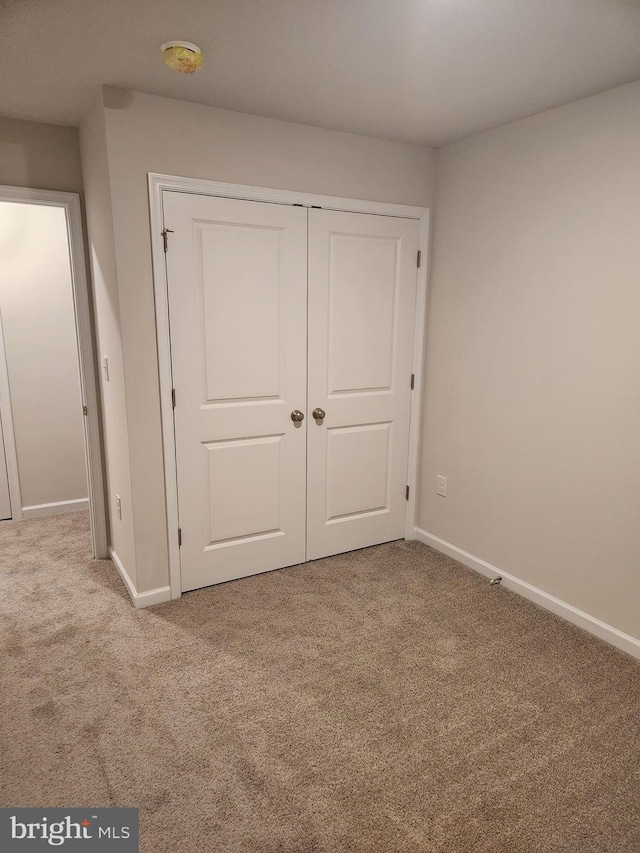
<box><xmin>79</xmin><ymin>97</ymin><xmax>136</xmax><ymax>581</ymax></box>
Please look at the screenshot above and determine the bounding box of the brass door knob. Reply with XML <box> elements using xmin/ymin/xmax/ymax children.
<box><xmin>290</xmin><ymin>410</ymin><xmax>305</xmax><ymax>422</ymax></box>
<box><xmin>312</xmin><ymin>408</ymin><xmax>326</xmax><ymax>421</ymax></box>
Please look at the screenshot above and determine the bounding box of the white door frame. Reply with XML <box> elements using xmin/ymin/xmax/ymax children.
<box><xmin>0</xmin><ymin>185</ymin><xmax>108</xmax><ymax>558</ymax></box>
<box><xmin>0</xmin><ymin>309</ymin><xmax>20</xmax><ymax>518</ymax></box>
<box><xmin>148</xmin><ymin>173</ymin><xmax>430</xmax><ymax>600</ymax></box>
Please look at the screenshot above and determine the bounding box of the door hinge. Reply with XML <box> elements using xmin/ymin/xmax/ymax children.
<box><xmin>162</xmin><ymin>228</ymin><xmax>174</xmax><ymax>252</ymax></box>
<box><xmin>82</xmin><ymin>405</ymin><xmax>88</xmax><ymax>416</ymax></box>
<box><xmin>410</xmin><ymin>373</ymin><xmax>415</xmax><ymax>390</ymax></box>
<box><xmin>406</xmin><ymin>485</ymin><xmax>410</xmax><ymax>501</ymax></box>
<box><xmin>417</xmin><ymin>250</ymin><xmax>422</xmax><ymax>268</ymax></box>
<box><xmin>171</xmin><ymin>388</ymin><xmax>176</xmax><ymax>409</ymax></box>
<box><xmin>178</xmin><ymin>528</ymin><xmax>182</xmax><ymax>547</ymax></box>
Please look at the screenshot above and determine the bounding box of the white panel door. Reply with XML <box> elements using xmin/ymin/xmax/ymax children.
<box><xmin>164</xmin><ymin>192</ymin><xmax>308</xmax><ymax>591</ymax></box>
<box><xmin>0</xmin><ymin>414</ymin><xmax>10</xmax><ymax>520</ymax></box>
<box><xmin>306</xmin><ymin>208</ymin><xmax>419</xmax><ymax>560</ymax></box>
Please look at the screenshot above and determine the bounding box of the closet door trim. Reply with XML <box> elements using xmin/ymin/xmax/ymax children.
<box><xmin>148</xmin><ymin>173</ymin><xmax>430</xmax><ymax>601</ymax></box>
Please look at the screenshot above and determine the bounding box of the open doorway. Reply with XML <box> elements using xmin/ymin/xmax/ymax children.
<box><xmin>0</xmin><ymin>186</ymin><xmax>107</xmax><ymax>558</ymax></box>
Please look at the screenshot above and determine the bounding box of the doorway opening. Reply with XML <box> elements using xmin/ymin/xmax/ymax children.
<box><xmin>0</xmin><ymin>186</ymin><xmax>107</xmax><ymax>558</ymax></box>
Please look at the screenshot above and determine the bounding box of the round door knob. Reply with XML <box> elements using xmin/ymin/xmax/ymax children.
<box><xmin>312</xmin><ymin>408</ymin><xmax>326</xmax><ymax>421</ymax></box>
<box><xmin>290</xmin><ymin>409</ymin><xmax>305</xmax><ymax>422</ymax></box>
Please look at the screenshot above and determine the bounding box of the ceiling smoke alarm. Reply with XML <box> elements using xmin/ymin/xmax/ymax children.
<box><xmin>161</xmin><ymin>41</ymin><xmax>203</xmax><ymax>74</ymax></box>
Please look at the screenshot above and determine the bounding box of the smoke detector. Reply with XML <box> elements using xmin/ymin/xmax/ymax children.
<box><xmin>161</xmin><ymin>41</ymin><xmax>203</xmax><ymax>74</ymax></box>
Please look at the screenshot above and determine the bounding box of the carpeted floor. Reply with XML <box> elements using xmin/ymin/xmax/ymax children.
<box><xmin>1</xmin><ymin>512</ymin><xmax>639</xmax><ymax>852</ymax></box>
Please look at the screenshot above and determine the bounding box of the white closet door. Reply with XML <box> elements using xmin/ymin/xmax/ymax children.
<box><xmin>0</xmin><ymin>416</ymin><xmax>10</xmax><ymax>520</ymax></box>
<box><xmin>164</xmin><ymin>192</ymin><xmax>308</xmax><ymax>591</ymax></box>
<box><xmin>306</xmin><ymin>208</ymin><xmax>419</xmax><ymax>560</ymax></box>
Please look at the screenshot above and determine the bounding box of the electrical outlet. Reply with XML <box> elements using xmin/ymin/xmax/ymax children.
<box><xmin>437</xmin><ymin>475</ymin><xmax>447</xmax><ymax>497</ymax></box>
<box><xmin>116</xmin><ymin>494</ymin><xmax>122</xmax><ymax>519</ymax></box>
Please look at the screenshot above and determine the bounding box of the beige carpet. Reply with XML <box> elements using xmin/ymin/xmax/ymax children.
<box><xmin>1</xmin><ymin>511</ymin><xmax>639</xmax><ymax>852</ymax></box>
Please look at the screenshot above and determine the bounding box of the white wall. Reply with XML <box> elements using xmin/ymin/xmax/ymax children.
<box><xmin>0</xmin><ymin>117</ymin><xmax>83</xmax><ymax>194</ymax></box>
<box><xmin>81</xmin><ymin>87</ymin><xmax>436</xmax><ymax>593</ymax></box>
<box><xmin>419</xmin><ymin>80</ymin><xmax>640</xmax><ymax>641</ymax></box>
<box><xmin>0</xmin><ymin>201</ymin><xmax>87</xmax><ymax>511</ymax></box>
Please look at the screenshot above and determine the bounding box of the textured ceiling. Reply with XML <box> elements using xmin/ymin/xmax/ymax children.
<box><xmin>1</xmin><ymin>0</ymin><xmax>640</xmax><ymax>146</ymax></box>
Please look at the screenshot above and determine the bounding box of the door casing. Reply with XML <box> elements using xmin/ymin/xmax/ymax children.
<box><xmin>0</xmin><ymin>310</ymin><xmax>17</xmax><ymax>520</ymax></box>
<box><xmin>148</xmin><ymin>173</ymin><xmax>431</xmax><ymax>600</ymax></box>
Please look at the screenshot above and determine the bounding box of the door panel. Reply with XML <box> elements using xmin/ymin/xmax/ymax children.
<box><xmin>200</xmin><ymin>224</ymin><xmax>281</xmax><ymax>401</ymax></box>
<box><xmin>307</xmin><ymin>209</ymin><xmax>419</xmax><ymax>560</ymax></box>
<box><xmin>328</xmin><ymin>233</ymin><xmax>398</xmax><ymax>393</ymax></box>
<box><xmin>326</xmin><ymin>422</ymin><xmax>392</xmax><ymax>520</ymax></box>
<box><xmin>204</xmin><ymin>435</ymin><xmax>283</xmax><ymax>544</ymax></box>
<box><xmin>164</xmin><ymin>192</ymin><xmax>307</xmax><ymax>591</ymax></box>
<box><xmin>0</xmin><ymin>413</ymin><xmax>11</xmax><ymax>520</ymax></box>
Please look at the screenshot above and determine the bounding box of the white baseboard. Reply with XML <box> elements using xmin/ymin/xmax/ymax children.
<box><xmin>414</xmin><ymin>528</ymin><xmax>640</xmax><ymax>660</ymax></box>
<box><xmin>109</xmin><ymin>548</ymin><xmax>171</xmax><ymax>609</ymax></box>
<box><xmin>22</xmin><ymin>498</ymin><xmax>89</xmax><ymax>519</ymax></box>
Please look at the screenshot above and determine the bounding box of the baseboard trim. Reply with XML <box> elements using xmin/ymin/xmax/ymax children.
<box><xmin>109</xmin><ymin>548</ymin><xmax>171</xmax><ymax>609</ymax></box>
<box><xmin>22</xmin><ymin>498</ymin><xmax>89</xmax><ymax>519</ymax></box>
<box><xmin>414</xmin><ymin>528</ymin><xmax>640</xmax><ymax>660</ymax></box>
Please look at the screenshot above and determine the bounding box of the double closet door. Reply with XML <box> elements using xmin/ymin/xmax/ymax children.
<box><xmin>163</xmin><ymin>191</ymin><xmax>420</xmax><ymax>592</ymax></box>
